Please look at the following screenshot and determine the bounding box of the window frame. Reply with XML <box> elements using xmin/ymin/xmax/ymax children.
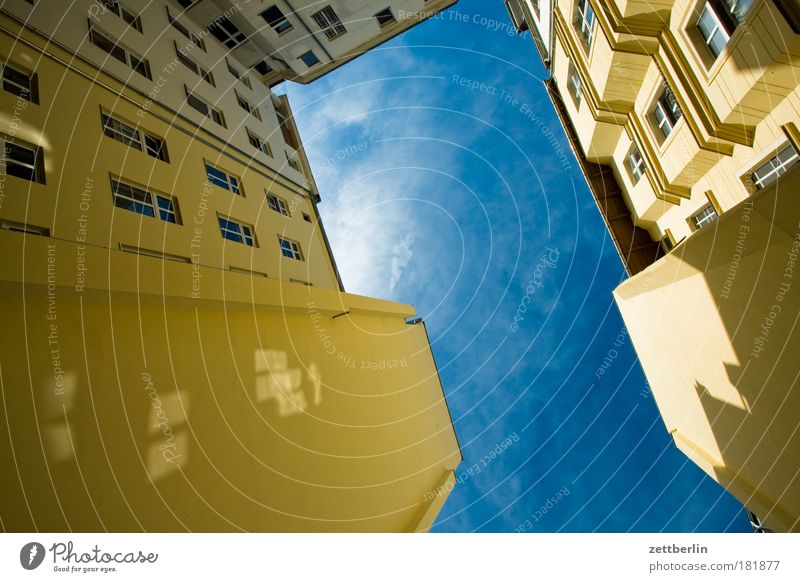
<box><xmin>375</xmin><ymin>8</ymin><xmax>396</xmax><ymax>28</ymax></box>
<box><xmin>236</xmin><ymin>90</ymin><xmax>261</xmax><ymax>120</ymax></box>
<box><xmin>261</xmin><ymin>6</ymin><xmax>293</xmax><ymax>34</ymax></box>
<box><xmin>166</xmin><ymin>6</ymin><xmax>206</xmax><ymax>51</ymax></box>
<box><xmin>102</xmin><ymin>1</ymin><xmax>143</xmax><ymax>33</ymax></box>
<box><xmin>88</xmin><ymin>24</ymin><xmax>151</xmax><ymax>79</ymax></box>
<box><xmin>567</xmin><ymin>62</ymin><xmax>582</xmax><ymax>108</ymax></box>
<box><xmin>208</xmin><ymin>16</ymin><xmax>246</xmax><ymax>49</ymax></box>
<box><xmin>218</xmin><ymin>214</ymin><xmax>256</xmax><ymax>247</ymax></box>
<box><xmin>204</xmin><ymin>162</ymin><xmax>242</xmax><ymax>196</ymax></box>
<box><xmin>247</xmin><ymin>129</ymin><xmax>272</xmax><ymax>156</ymax></box>
<box><xmin>185</xmin><ymin>87</ymin><xmax>225</xmax><ymax>127</ymax></box>
<box><xmin>278</xmin><ymin>236</ymin><xmax>303</xmax><ymax>260</ymax></box>
<box><xmin>1</xmin><ymin>60</ymin><xmax>38</xmax><ymax>103</ymax></box>
<box><xmin>573</xmin><ymin>0</ymin><xmax>596</xmax><ymax>52</ymax></box>
<box><xmin>651</xmin><ymin>84</ymin><xmax>683</xmax><ymax>141</ymax></box>
<box><xmin>690</xmin><ymin>203</ymin><xmax>719</xmax><ymax>230</ymax></box>
<box><xmin>696</xmin><ymin>2</ymin><xmax>732</xmax><ymax>59</ymax></box>
<box><xmin>227</xmin><ymin>58</ymin><xmax>252</xmax><ymax>89</ymax></box>
<box><xmin>748</xmin><ymin>143</ymin><xmax>800</xmax><ymax>191</ymax></box>
<box><xmin>174</xmin><ymin>42</ymin><xmax>214</xmax><ymax>86</ymax></box>
<box><xmin>266</xmin><ymin>192</ymin><xmax>291</xmax><ymax>216</ymax></box>
<box><xmin>101</xmin><ymin>112</ymin><xmax>168</xmax><ymax>162</ymax></box>
<box><xmin>626</xmin><ymin>145</ymin><xmax>646</xmax><ymax>184</ymax></box>
<box><xmin>299</xmin><ymin>51</ymin><xmax>320</xmax><ymax>68</ymax></box>
<box><xmin>1</xmin><ymin>135</ymin><xmax>45</xmax><ymax>184</ymax></box>
<box><xmin>312</xmin><ymin>5</ymin><xmax>347</xmax><ymax>40</ymax></box>
<box><xmin>110</xmin><ymin>177</ymin><xmax>181</xmax><ymax>224</ymax></box>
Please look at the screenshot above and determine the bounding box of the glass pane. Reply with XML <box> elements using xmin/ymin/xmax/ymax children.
<box><xmin>206</xmin><ymin>165</ymin><xmax>229</xmax><ymax>189</ymax></box>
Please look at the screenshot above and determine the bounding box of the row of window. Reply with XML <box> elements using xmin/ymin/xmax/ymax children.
<box><xmin>112</xmin><ymin>176</ymin><xmax>305</xmax><ymax>259</ymax></box>
<box><xmin>624</xmin><ymin>139</ymin><xmax>799</xmax><ymax>194</ymax></box>
<box><xmin>573</xmin><ymin>0</ymin><xmax>762</xmax><ymax>62</ymax></box>
<box><xmin>258</xmin><ymin>4</ymin><xmax>397</xmax><ymax>69</ymax></box>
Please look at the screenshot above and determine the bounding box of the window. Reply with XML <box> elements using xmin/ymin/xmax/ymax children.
<box><xmin>236</xmin><ymin>91</ymin><xmax>261</xmax><ymax>120</ymax></box>
<box><xmin>697</xmin><ymin>3</ymin><xmax>731</xmax><ymax>59</ymax></box>
<box><xmin>652</xmin><ymin>85</ymin><xmax>683</xmax><ymax>140</ymax></box>
<box><xmin>111</xmin><ymin>178</ymin><xmax>180</xmax><ymax>223</ymax></box>
<box><xmin>88</xmin><ymin>26</ymin><xmax>151</xmax><ymax>79</ymax></box>
<box><xmin>567</xmin><ymin>63</ymin><xmax>582</xmax><ymax>107</ymax></box>
<box><xmin>261</xmin><ymin>6</ymin><xmax>293</xmax><ymax>34</ymax></box>
<box><xmin>253</xmin><ymin>60</ymin><xmax>272</xmax><ymax>77</ymax></box>
<box><xmin>247</xmin><ymin>129</ymin><xmax>272</xmax><ymax>156</ymax></box>
<box><xmin>102</xmin><ymin>113</ymin><xmax>168</xmax><ymax>161</ymax></box>
<box><xmin>186</xmin><ymin>88</ymin><xmax>225</xmax><ymax>126</ymax></box>
<box><xmin>266</xmin><ymin>193</ymin><xmax>290</xmax><ymax>216</ymax></box>
<box><xmin>312</xmin><ymin>6</ymin><xmax>347</xmax><ymax>40</ymax></box>
<box><xmin>167</xmin><ymin>7</ymin><xmax>205</xmax><ymax>50</ymax></box>
<box><xmin>749</xmin><ymin>143</ymin><xmax>800</xmax><ymax>190</ymax></box>
<box><xmin>208</xmin><ymin>16</ymin><xmax>246</xmax><ymax>49</ymax></box>
<box><xmin>375</xmin><ymin>8</ymin><xmax>396</xmax><ymax>28</ymax></box>
<box><xmin>691</xmin><ymin>204</ymin><xmax>718</xmax><ymax>230</ymax></box>
<box><xmin>626</xmin><ymin>145</ymin><xmax>646</xmax><ymax>183</ymax></box>
<box><xmin>227</xmin><ymin>59</ymin><xmax>252</xmax><ymax>89</ymax></box>
<box><xmin>573</xmin><ymin>0</ymin><xmax>596</xmax><ymax>50</ymax></box>
<box><xmin>2</xmin><ymin>137</ymin><xmax>44</xmax><ymax>183</ymax></box>
<box><xmin>175</xmin><ymin>43</ymin><xmax>214</xmax><ymax>85</ymax></box>
<box><xmin>278</xmin><ymin>237</ymin><xmax>303</xmax><ymax>260</ymax></box>
<box><xmin>102</xmin><ymin>1</ymin><xmax>142</xmax><ymax>33</ymax></box>
<box><xmin>1</xmin><ymin>61</ymin><xmax>38</xmax><ymax>103</ymax></box>
<box><xmin>299</xmin><ymin>51</ymin><xmax>320</xmax><ymax>68</ymax></box>
<box><xmin>218</xmin><ymin>215</ymin><xmax>256</xmax><ymax>246</ymax></box>
<box><xmin>286</xmin><ymin>152</ymin><xmax>300</xmax><ymax>172</ymax></box>
<box><xmin>205</xmin><ymin>163</ymin><xmax>241</xmax><ymax>195</ymax></box>
<box><xmin>302</xmin><ymin>212</ymin><xmax>312</xmax><ymax>223</ymax></box>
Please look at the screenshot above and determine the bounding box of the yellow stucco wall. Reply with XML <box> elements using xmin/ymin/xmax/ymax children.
<box><xmin>0</xmin><ymin>230</ymin><xmax>461</xmax><ymax>531</ymax></box>
<box><xmin>614</xmin><ymin>169</ymin><xmax>800</xmax><ymax>532</ymax></box>
<box><xmin>0</xmin><ymin>5</ymin><xmax>461</xmax><ymax>532</ymax></box>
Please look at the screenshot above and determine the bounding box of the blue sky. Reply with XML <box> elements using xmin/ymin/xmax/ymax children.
<box><xmin>283</xmin><ymin>0</ymin><xmax>750</xmax><ymax>532</ymax></box>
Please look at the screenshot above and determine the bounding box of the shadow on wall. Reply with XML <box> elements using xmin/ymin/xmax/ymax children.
<box><xmin>614</xmin><ymin>165</ymin><xmax>800</xmax><ymax>532</ymax></box>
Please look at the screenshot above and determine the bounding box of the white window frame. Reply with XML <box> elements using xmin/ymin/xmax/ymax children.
<box><xmin>247</xmin><ymin>129</ymin><xmax>272</xmax><ymax>156</ymax></box>
<box><xmin>88</xmin><ymin>25</ymin><xmax>151</xmax><ymax>79</ymax></box>
<box><xmin>567</xmin><ymin>64</ymin><xmax>582</xmax><ymax>107</ymax></box>
<box><xmin>266</xmin><ymin>192</ymin><xmax>290</xmax><ymax>216</ymax></box>
<box><xmin>652</xmin><ymin>85</ymin><xmax>682</xmax><ymax>140</ymax></box>
<box><xmin>574</xmin><ymin>0</ymin><xmax>596</xmax><ymax>50</ymax></box>
<box><xmin>208</xmin><ymin>16</ymin><xmax>246</xmax><ymax>49</ymax></box>
<box><xmin>102</xmin><ymin>1</ymin><xmax>142</xmax><ymax>33</ymax></box>
<box><xmin>236</xmin><ymin>91</ymin><xmax>261</xmax><ymax>120</ymax></box>
<box><xmin>278</xmin><ymin>236</ymin><xmax>303</xmax><ymax>260</ymax></box>
<box><xmin>185</xmin><ymin>87</ymin><xmax>225</xmax><ymax>127</ymax></box>
<box><xmin>1</xmin><ymin>136</ymin><xmax>44</xmax><ymax>183</ymax></box>
<box><xmin>1</xmin><ymin>60</ymin><xmax>37</xmax><ymax>102</ymax></box>
<box><xmin>691</xmin><ymin>203</ymin><xmax>718</xmax><ymax>230</ymax></box>
<box><xmin>285</xmin><ymin>152</ymin><xmax>300</xmax><ymax>172</ymax></box>
<box><xmin>175</xmin><ymin>42</ymin><xmax>214</xmax><ymax>86</ymax></box>
<box><xmin>167</xmin><ymin>7</ymin><xmax>206</xmax><ymax>51</ymax></box>
<box><xmin>205</xmin><ymin>163</ymin><xmax>242</xmax><ymax>195</ymax></box>
<box><xmin>227</xmin><ymin>58</ymin><xmax>252</xmax><ymax>89</ymax></box>
<box><xmin>627</xmin><ymin>146</ymin><xmax>646</xmax><ymax>183</ymax></box>
<box><xmin>218</xmin><ymin>215</ymin><xmax>256</xmax><ymax>246</ymax></box>
<box><xmin>111</xmin><ymin>177</ymin><xmax>180</xmax><ymax>223</ymax></box>
<box><xmin>749</xmin><ymin>143</ymin><xmax>800</xmax><ymax>190</ymax></box>
<box><xmin>312</xmin><ymin>5</ymin><xmax>347</xmax><ymax>39</ymax></box>
<box><xmin>696</xmin><ymin>3</ymin><xmax>731</xmax><ymax>59</ymax></box>
<box><xmin>102</xmin><ymin>113</ymin><xmax>167</xmax><ymax>161</ymax></box>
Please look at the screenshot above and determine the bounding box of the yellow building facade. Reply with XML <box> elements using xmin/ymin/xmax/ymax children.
<box><xmin>506</xmin><ymin>0</ymin><xmax>800</xmax><ymax>530</ymax></box>
<box><xmin>0</xmin><ymin>0</ymin><xmax>460</xmax><ymax>531</ymax></box>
